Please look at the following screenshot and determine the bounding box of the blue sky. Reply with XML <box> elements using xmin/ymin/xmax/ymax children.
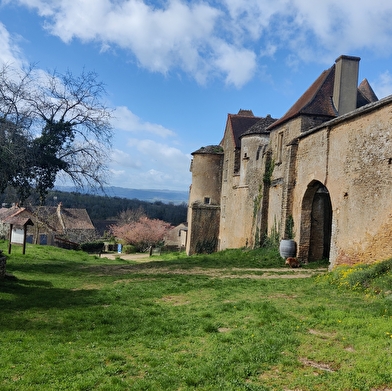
<box><xmin>1</xmin><ymin>0</ymin><xmax>392</xmax><ymax>192</ymax></box>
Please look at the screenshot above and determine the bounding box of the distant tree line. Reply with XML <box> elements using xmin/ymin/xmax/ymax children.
<box><xmin>0</xmin><ymin>189</ymin><xmax>187</xmax><ymax>226</ymax></box>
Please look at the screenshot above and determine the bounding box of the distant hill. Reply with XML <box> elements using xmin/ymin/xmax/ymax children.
<box><xmin>54</xmin><ymin>186</ymin><xmax>189</xmax><ymax>204</ymax></box>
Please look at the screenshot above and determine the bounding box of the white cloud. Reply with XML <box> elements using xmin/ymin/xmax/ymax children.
<box><xmin>110</xmin><ymin>148</ymin><xmax>142</xmax><ymax>169</ymax></box>
<box><xmin>127</xmin><ymin>138</ymin><xmax>191</xmax><ymax>172</ymax></box>
<box><xmin>0</xmin><ymin>22</ymin><xmax>25</xmax><ymax>67</ymax></box>
<box><xmin>113</xmin><ymin>106</ymin><xmax>175</xmax><ymax>138</ymax></box>
<box><xmin>213</xmin><ymin>41</ymin><xmax>257</xmax><ymax>87</ymax></box>
<box><xmin>372</xmin><ymin>71</ymin><xmax>392</xmax><ymax>99</ymax></box>
<box><xmin>7</xmin><ymin>0</ymin><xmax>392</xmax><ymax>86</ymax></box>
<box><xmin>108</xmin><ymin>138</ymin><xmax>191</xmax><ymax>189</ymax></box>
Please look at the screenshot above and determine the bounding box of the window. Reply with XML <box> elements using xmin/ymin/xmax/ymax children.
<box><xmin>234</xmin><ymin>149</ymin><xmax>241</xmax><ymax>173</ymax></box>
<box><xmin>256</xmin><ymin>145</ymin><xmax>262</xmax><ymax>160</ymax></box>
<box><xmin>277</xmin><ymin>132</ymin><xmax>284</xmax><ymax>163</ymax></box>
<box><xmin>204</xmin><ymin>197</ymin><xmax>210</xmax><ymax>204</ymax></box>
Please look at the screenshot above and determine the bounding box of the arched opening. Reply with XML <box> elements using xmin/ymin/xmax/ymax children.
<box><xmin>298</xmin><ymin>181</ymin><xmax>332</xmax><ymax>263</ymax></box>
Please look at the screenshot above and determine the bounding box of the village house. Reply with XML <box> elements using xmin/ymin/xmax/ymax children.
<box><xmin>164</xmin><ymin>222</ymin><xmax>188</xmax><ymax>251</ymax></box>
<box><xmin>0</xmin><ymin>202</ymin><xmax>96</xmax><ymax>248</ymax></box>
<box><xmin>186</xmin><ymin>55</ymin><xmax>392</xmax><ymax>269</ymax></box>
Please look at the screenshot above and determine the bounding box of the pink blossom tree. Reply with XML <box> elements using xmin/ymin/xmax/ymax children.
<box><xmin>110</xmin><ymin>217</ymin><xmax>172</xmax><ymax>251</ymax></box>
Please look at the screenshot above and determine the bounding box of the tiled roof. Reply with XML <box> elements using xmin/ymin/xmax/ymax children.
<box><xmin>268</xmin><ymin>65</ymin><xmax>379</xmax><ymax>131</ymax></box>
<box><xmin>227</xmin><ymin>113</ymin><xmax>263</xmax><ymax>148</ymax></box>
<box><xmin>269</xmin><ymin>66</ymin><xmax>336</xmax><ymax>130</ymax></box>
<box><xmin>0</xmin><ymin>206</ymin><xmax>34</xmax><ymax>228</ymax></box>
<box><xmin>357</xmin><ymin>78</ymin><xmax>378</xmax><ymax>106</ymax></box>
<box><xmin>241</xmin><ymin>115</ymin><xmax>278</xmax><ymax>137</ymax></box>
<box><xmin>0</xmin><ymin>206</ymin><xmax>21</xmax><ymax>220</ymax></box>
<box><xmin>192</xmin><ymin>145</ymin><xmax>224</xmax><ymax>155</ymax></box>
<box><xmin>60</xmin><ymin>208</ymin><xmax>95</xmax><ymax>230</ymax></box>
<box><xmin>32</xmin><ymin>205</ymin><xmax>95</xmax><ymax>232</ymax></box>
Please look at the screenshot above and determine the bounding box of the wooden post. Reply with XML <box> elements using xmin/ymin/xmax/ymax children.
<box><xmin>8</xmin><ymin>223</ymin><xmax>12</xmax><ymax>254</ymax></box>
<box><xmin>23</xmin><ymin>226</ymin><xmax>27</xmax><ymax>255</ymax></box>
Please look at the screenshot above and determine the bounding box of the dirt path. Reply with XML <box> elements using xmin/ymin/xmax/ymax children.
<box><xmin>93</xmin><ymin>253</ymin><xmax>327</xmax><ymax>279</ymax></box>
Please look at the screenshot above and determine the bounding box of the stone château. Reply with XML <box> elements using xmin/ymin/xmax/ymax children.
<box><xmin>186</xmin><ymin>55</ymin><xmax>392</xmax><ymax>269</ymax></box>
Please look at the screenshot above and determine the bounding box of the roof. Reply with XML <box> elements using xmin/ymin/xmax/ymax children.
<box><xmin>32</xmin><ymin>205</ymin><xmax>95</xmax><ymax>232</ymax></box>
<box><xmin>0</xmin><ymin>206</ymin><xmax>34</xmax><ymax>228</ymax></box>
<box><xmin>0</xmin><ymin>204</ymin><xmax>95</xmax><ymax>232</ymax></box>
<box><xmin>60</xmin><ymin>208</ymin><xmax>95</xmax><ymax>230</ymax></box>
<box><xmin>268</xmin><ymin>64</ymin><xmax>378</xmax><ymax>131</ymax></box>
<box><xmin>192</xmin><ymin>145</ymin><xmax>224</xmax><ymax>155</ymax></box>
<box><xmin>357</xmin><ymin>78</ymin><xmax>378</xmax><ymax>105</ymax></box>
<box><xmin>222</xmin><ymin>110</ymin><xmax>263</xmax><ymax>148</ymax></box>
<box><xmin>241</xmin><ymin>114</ymin><xmax>278</xmax><ymax>137</ymax></box>
<box><xmin>0</xmin><ymin>205</ymin><xmax>22</xmax><ymax>220</ymax></box>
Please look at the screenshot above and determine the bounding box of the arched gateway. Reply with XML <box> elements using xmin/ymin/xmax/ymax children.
<box><xmin>298</xmin><ymin>181</ymin><xmax>332</xmax><ymax>264</ymax></box>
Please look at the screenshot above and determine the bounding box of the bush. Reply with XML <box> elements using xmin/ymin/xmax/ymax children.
<box><xmin>123</xmin><ymin>245</ymin><xmax>137</xmax><ymax>254</ymax></box>
<box><xmin>81</xmin><ymin>241</ymin><xmax>104</xmax><ymax>253</ymax></box>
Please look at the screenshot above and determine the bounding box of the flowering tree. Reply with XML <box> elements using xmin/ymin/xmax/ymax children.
<box><xmin>110</xmin><ymin>217</ymin><xmax>172</xmax><ymax>251</ymax></box>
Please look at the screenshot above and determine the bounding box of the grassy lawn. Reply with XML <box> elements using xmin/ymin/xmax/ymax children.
<box><xmin>1</xmin><ymin>243</ymin><xmax>392</xmax><ymax>390</ymax></box>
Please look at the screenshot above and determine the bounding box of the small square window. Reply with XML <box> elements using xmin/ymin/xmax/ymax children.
<box><xmin>204</xmin><ymin>197</ymin><xmax>210</xmax><ymax>204</ymax></box>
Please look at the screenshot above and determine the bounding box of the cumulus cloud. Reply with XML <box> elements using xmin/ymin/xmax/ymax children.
<box><xmin>110</xmin><ymin>148</ymin><xmax>142</xmax><ymax>169</ymax></box>
<box><xmin>113</xmin><ymin>106</ymin><xmax>175</xmax><ymax>138</ymax></box>
<box><xmin>213</xmin><ymin>41</ymin><xmax>257</xmax><ymax>87</ymax></box>
<box><xmin>127</xmin><ymin>138</ymin><xmax>191</xmax><ymax>172</ymax></box>
<box><xmin>0</xmin><ymin>22</ymin><xmax>24</xmax><ymax>67</ymax></box>
<box><xmin>6</xmin><ymin>0</ymin><xmax>392</xmax><ymax>86</ymax></box>
<box><xmin>108</xmin><ymin>138</ymin><xmax>191</xmax><ymax>189</ymax></box>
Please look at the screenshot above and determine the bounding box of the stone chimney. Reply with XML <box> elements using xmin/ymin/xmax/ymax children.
<box><xmin>333</xmin><ymin>55</ymin><xmax>360</xmax><ymax>116</ymax></box>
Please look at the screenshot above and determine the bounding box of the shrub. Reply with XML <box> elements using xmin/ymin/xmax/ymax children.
<box><xmin>81</xmin><ymin>241</ymin><xmax>104</xmax><ymax>253</ymax></box>
<box><xmin>123</xmin><ymin>245</ymin><xmax>137</xmax><ymax>254</ymax></box>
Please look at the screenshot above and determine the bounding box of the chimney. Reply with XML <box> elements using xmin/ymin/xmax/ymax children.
<box><xmin>333</xmin><ymin>55</ymin><xmax>360</xmax><ymax>116</ymax></box>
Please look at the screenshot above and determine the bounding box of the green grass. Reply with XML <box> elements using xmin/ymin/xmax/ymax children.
<box><xmin>1</xmin><ymin>242</ymin><xmax>392</xmax><ymax>390</ymax></box>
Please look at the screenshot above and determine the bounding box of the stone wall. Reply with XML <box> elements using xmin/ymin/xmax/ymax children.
<box><xmin>186</xmin><ymin>148</ymin><xmax>223</xmax><ymax>255</ymax></box>
<box><xmin>293</xmin><ymin>98</ymin><xmax>392</xmax><ymax>268</ymax></box>
<box><xmin>187</xmin><ymin>203</ymin><xmax>220</xmax><ymax>255</ymax></box>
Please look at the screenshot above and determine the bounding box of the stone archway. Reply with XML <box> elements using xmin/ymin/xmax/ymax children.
<box><xmin>298</xmin><ymin>181</ymin><xmax>332</xmax><ymax>263</ymax></box>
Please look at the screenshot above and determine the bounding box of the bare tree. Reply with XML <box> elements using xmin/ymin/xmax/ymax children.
<box><xmin>0</xmin><ymin>64</ymin><xmax>113</xmax><ymax>203</ymax></box>
<box><xmin>117</xmin><ymin>207</ymin><xmax>146</xmax><ymax>224</ymax></box>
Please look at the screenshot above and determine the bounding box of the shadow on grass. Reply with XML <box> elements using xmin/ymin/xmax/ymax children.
<box><xmin>6</xmin><ymin>261</ymin><xmax>94</xmax><ymax>276</ymax></box>
<box><xmin>0</xmin><ymin>277</ymin><xmax>103</xmax><ymax>313</ymax></box>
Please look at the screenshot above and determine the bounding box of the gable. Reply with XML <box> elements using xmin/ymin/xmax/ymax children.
<box><xmin>221</xmin><ymin>112</ymin><xmax>262</xmax><ymax>149</ymax></box>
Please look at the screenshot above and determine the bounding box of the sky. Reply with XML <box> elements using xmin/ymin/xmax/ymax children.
<box><xmin>1</xmin><ymin>0</ymin><xmax>392</xmax><ymax>192</ymax></box>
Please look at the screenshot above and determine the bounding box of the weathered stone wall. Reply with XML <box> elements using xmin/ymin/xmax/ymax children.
<box><xmin>267</xmin><ymin>117</ymin><xmax>303</xmax><ymax>238</ymax></box>
<box><xmin>186</xmin><ymin>150</ymin><xmax>223</xmax><ymax>255</ymax></box>
<box><xmin>187</xmin><ymin>204</ymin><xmax>220</xmax><ymax>255</ymax></box>
<box><xmin>219</xmin><ymin>133</ymin><xmax>271</xmax><ymax>250</ymax></box>
<box><xmin>241</xmin><ymin>134</ymin><xmax>270</xmax><ymax>247</ymax></box>
<box><xmin>293</xmin><ymin>99</ymin><xmax>392</xmax><ymax>268</ymax></box>
<box><xmin>219</xmin><ymin>121</ymin><xmax>238</xmax><ymax>250</ymax></box>
<box><xmin>188</xmin><ymin>152</ymin><xmax>223</xmax><ymax>207</ymax></box>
